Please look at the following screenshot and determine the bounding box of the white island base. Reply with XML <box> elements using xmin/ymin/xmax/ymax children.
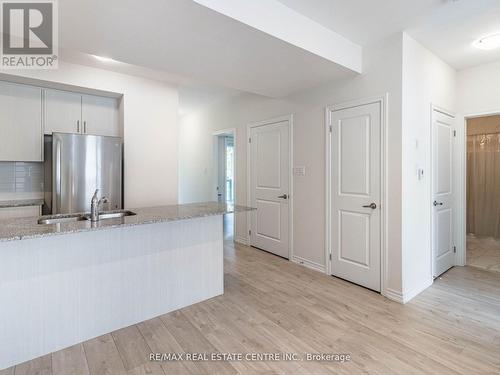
<box><xmin>0</xmin><ymin>215</ymin><xmax>223</xmax><ymax>369</ymax></box>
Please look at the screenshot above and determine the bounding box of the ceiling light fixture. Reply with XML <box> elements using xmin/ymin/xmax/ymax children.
<box><xmin>93</xmin><ymin>55</ymin><xmax>118</xmax><ymax>63</ymax></box>
<box><xmin>473</xmin><ymin>33</ymin><xmax>500</xmax><ymax>50</ymax></box>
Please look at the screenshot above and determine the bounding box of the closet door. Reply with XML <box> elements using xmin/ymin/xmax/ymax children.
<box><xmin>329</xmin><ymin>101</ymin><xmax>382</xmax><ymax>292</ymax></box>
<box><xmin>432</xmin><ymin>109</ymin><xmax>455</xmax><ymax>277</ymax></box>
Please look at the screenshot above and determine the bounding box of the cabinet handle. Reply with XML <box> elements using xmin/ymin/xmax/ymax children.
<box><xmin>84</xmin><ymin>121</ymin><xmax>86</xmax><ymax>133</ymax></box>
<box><xmin>77</xmin><ymin>120</ymin><xmax>80</xmax><ymax>133</ymax></box>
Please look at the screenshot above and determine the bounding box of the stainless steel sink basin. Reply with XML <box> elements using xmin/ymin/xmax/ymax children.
<box><xmin>38</xmin><ymin>214</ymin><xmax>89</xmax><ymax>225</ymax></box>
<box><xmin>97</xmin><ymin>210</ymin><xmax>136</xmax><ymax>220</ymax></box>
<box><xmin>38</xmin><ymin>210</ymin><xmax>136</xmax><ymax>225</ymax></box>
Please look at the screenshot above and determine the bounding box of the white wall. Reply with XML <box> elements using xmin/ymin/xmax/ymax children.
<box><xmin>401</xmin><ymin>33</ymin><xmax>457</xmax><ymax>301</ymax></box>
<box><xmin>458</xmin><ymin>60</ymin><xmax>500</xmax><ymax>115</ymax></box>
<box><xmin>179</xmin><ymin>93</ymin><xmax>292</xmax><ymax>245</ymax></box>
<box><xmin>1</xmin><ymin>62</ymin><xmax>179</xmax><ymax>208</ymax></box>
<box><xmin>179</xmin><ymin>34</ymin><xmax>405</xmax><ymax>295</ymax></box>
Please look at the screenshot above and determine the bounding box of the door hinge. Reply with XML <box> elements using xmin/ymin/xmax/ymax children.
<box><xmin>453</xmin><ymin>246</ymin><xmax>456</xmax><ymax>253</ymax></box>
<box><xmin>329</xmin><ymin>125</ymin><xmax>332</xmax><ymax>133</ymax></box>
<box><xmin>248</xmin><ymin>137</ymin><xmax>251</xmax><ymax>143</ymax></box>
<box><xmin>249</xmin><ymin>229</ymin><xmax>251</xmax><ymax>236</ymax></box>
<box><xmin>453</xmin><ymin>130</ymin><xmax>456</xmax><ymax>137</ymax></box>
<box><xmin>329</xmin><ymin>253</ymin><xmax>332</xmax><ymax>260</ymax></box>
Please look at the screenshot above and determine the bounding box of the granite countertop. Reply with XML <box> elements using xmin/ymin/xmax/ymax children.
<box><xmin>0</xmin><ymin>198</ymin><xmax>45</xmax><ymax>208</ymax></box>
<box><xmin>0</xmin><ymin>202</ymin><xmax>254</xmax><ymax>242</ymax></box>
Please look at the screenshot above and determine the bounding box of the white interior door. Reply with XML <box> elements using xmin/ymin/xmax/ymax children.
<box><xmin>330</xmin><ymin>102</ymin><xmax>381</xmax><ymax>292</ymax></box>
<box><xmin>249</xmin><ymin>119</ymin><xmax>290</xmax><ymax>259</ymax></box>
<box><xmin>432</xmin><ymin>109</ymin><xmax>455</xmax><ymax>277</ymax></box>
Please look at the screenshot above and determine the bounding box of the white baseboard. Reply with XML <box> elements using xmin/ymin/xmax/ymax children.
<box><xmin>402</xmin><ymin>278</ymin><xmax>433</xmax><ymax>303</ymax></box>
<box><xmin>291</xmin><ymin>255</ymin><xmax>326</xmax><ymax>273</ymax></box>
<box><xmin>383</xmin><ymin>278</ymin><xmax>434</xmax><ymax>304</ymax></box>
<box><xmin>382</xmin><ymin>288</ymin><xmax>404</xmax><ymax>303</ymax></box>
<box><xmin>234</xmin><ymin>236</ymin><xmax>249</xmax><ymax>246</ymax></box>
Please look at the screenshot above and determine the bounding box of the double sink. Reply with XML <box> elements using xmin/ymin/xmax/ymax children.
<box><xmin>38</xmin><ymin>210</ymin><xmax>137</xmax><ymax>225</ymax></box>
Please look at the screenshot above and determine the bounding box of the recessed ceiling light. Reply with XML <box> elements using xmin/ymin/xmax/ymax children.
<box><xmin>473</xmin><ymin>33</ymin><xmax>500</xmax><ymax>50</ymax></box>
<box><xmin>93</xmin><ymin>55</ymin><xmax>118</xmax><ymax>63</ymax></box>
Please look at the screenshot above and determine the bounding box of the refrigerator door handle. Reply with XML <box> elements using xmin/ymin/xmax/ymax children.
<box><xmin>54</xmin><ymin>139</ymin><xmax>62</xmax><ymax>213</ymax></box>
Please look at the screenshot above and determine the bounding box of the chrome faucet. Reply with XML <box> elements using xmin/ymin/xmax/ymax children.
<box><xmin>90</xmin><ymin>189</ymin><xmax>108</xmax><ymax>222</ymax></box>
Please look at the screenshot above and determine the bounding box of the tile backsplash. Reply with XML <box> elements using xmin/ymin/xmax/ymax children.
<box><xmin>0</xmin><ymin>162</ymin><xmax>44</xmax><ymax>199</ymax></box>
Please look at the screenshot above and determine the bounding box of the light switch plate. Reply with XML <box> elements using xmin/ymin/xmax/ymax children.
<box><xmin>294</xmin><ymin>166</ymin><xmax>306</xmax><ymax>176</ymax></box>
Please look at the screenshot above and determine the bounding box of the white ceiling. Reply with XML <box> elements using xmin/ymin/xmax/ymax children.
<box><xmin>58</xmin><ymin>0</ymin><xmax>357</xmax><ymax>98</ymax></box>
<box><xmin>275</xmin><ymin>0</ymin><xmax>443</xmax><ymax>46</ymax></box>
<box><xmin>59</xmin><ymin>49</ymin><xmax>195</xmax><ymax>86</ymax></box>
<box><xmin>276</xmin><ymin>0</ymin><xmax>500</xmax><ymax>70</ymax></box>
<box><xmin>59</xmin><ymin>50</ymin><xmax>242</xmax><ymax>116</ymax></box>
<box><xmin>57</xmin><ymin>0</ymin><xmax>500</xmax><ymax>114</ymax></box>
<box><xmin>408</xmin><ymin>0</ymin><xmax>500</xmax><ymax>69</ymax></box>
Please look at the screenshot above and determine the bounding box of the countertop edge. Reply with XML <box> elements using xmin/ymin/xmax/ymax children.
<box><xmin>0</xmin><ymin>199</ymin><xmax>45</xmax><ymax>208</ymax></box>
<box><xmin>0</xmin><ymin>204</ymin><xmax>255</xmax><ymax>242</ymax></box>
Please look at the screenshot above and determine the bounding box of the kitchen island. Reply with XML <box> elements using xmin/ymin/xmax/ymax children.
<box><xmin>0</xmin><ymin>202</ymin><xmax>253</xmax><ymax>370</ymax></box>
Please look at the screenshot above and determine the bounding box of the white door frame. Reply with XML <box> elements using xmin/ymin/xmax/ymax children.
<box><xmin>455</xmin><ymin>109</ymin><xmax>500</xmax><ymax>267</ymax></box>
<box><xmin>213</xmin><ymin>128</ymin><xmax>236</xmax><ymax>240</ymax></box>
<box><xmin>246</xmin><ymin>114</ymin><xmax>294</xmax><ymax>259</ymax></box>
<box><xmin>325</xmin><ymin>95</ymin><xmax>388</xmax><ymax>290</ymax></box>
<box><xmin>430</xmin><ymin>105</ymin><xmax>456</xmax><ymax>277</ymax></box>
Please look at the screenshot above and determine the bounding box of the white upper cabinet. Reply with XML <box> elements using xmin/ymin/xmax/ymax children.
<box><xmin>82</xmin><ymin>95</ymin><xmax>120</xmax><ymax>137</ymax></box>
<box><xmin>0</xmin><ymin>81</ymin><xmax>43</xmax><ymax>161</ymax></box>
<box><xmin>44</xmin><ymin>89</ymin><xmax>82</xmax><ymax>135</ymax></box>
<box><xmin>44</xmin><ymin>89</ymin><xmax>120</xmax><ymax>137</ymax></box>
<box><xmin>0</xmin><ymin>84</ymin><xmax>120</xmax><ymax>162</ymax></box>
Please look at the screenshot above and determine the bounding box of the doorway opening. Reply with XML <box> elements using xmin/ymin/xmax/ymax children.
<box><xmin>466</xmin><ymin>114</ymin><xmax>500</xmax><ymax>273</ymax></box>
<box><xmin>213</xmin><ymin>129</ymin><xmax>236</xmax><ymax>241</ymax></box>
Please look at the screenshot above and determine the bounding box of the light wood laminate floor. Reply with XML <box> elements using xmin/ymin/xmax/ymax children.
<box><xmin>2</xmin><ymin>240</ymin><xmax>500</xmax><ymax>374</ymax></box>
<box><xmin>467</xmin><ymin>234</ymin><xmax>500</xmax><ymax>273</ymax></box>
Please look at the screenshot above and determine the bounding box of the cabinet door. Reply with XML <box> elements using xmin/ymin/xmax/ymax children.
<box><xmin>44</xmin><ymin>89</ymin><xmax>82</xmax><ymax>135</ymax></box>
<box><xmin>0</xmin><ymin>81</ymin><xmax>43</xmax><ymax>161</ymax></box>
<box><xmin>82</xmin><ymin>95</ymin><xmax>120</xmax><ymax>137</ymax></box>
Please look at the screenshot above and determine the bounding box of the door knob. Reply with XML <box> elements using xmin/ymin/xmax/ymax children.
<box><xmin>278</xmin><ymin>194</ymin><xmax>288</xmax><ymax>199</ymax></box>
<box><xmin>433</xmin><ymin>201</ymin><xmax>443</xmax><ymax>206</ymax></box>
<box><xmin>362</xmin><ymin>203</ymin><xmax>377</xmax><ymax>209</ymax></box>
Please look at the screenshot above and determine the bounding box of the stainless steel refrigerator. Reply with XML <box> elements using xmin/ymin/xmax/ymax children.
<box><xmin>44</xmin><ymin>133</ymin><xmax>123</xmax><ymax>215</ymax></box>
